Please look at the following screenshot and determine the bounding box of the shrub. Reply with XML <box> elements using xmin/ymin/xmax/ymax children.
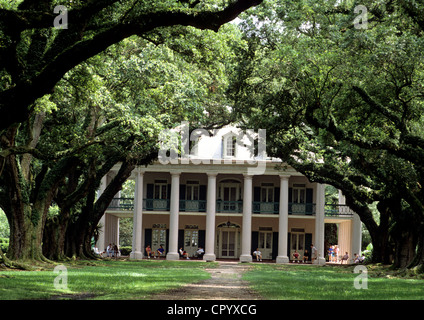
<box><xmin>0</xmin><ymin>238</ymin><xmax>9</xmax><ymax>254</ymax></box>
<box><xmin>120</xmin><ymin>246</ymin><xmax>132</xmax><ymax>256</ymax></box>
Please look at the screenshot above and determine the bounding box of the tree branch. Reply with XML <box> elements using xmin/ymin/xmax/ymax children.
<box><xmin>0</xmin><ymin>0</ymin><xmax>263</xmax><ymax>130</ymax></box>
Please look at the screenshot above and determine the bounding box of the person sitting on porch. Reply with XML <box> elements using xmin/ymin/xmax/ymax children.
<box><xmin>293</xmin><ymin>250</ymin><xmax>300</xmax><ymax>262</ymax></box>
<box><xmin>113</xmin><ymin>243</ymin><xmax>120</xmax><ymax>258</ymax></box>
<box><xmin>303</xmin><ymin>249</ymin><xmax>310</xmax><ymax>263</ymax></box>
<box><xmin>253</xmin><ymin>248</ymin><xmax>262</xmax><ymax>261</ymax></box>
<box><xmin>156</xmin><ymin>245</ymin><xmax>165</xmax><ymax>258</ymax></box>
<box><xmin>107</xmin><ymin>243</ymin><xmax>113</xmax><ymax>257</ymax></box>
<box><xmin>353</xmin><ymin>253</ymin><xmax>360</xmax><ymax>263</ymax></box>
<box><xmin>340</xmin><ymin>252</ymin><xmax>349</xmax><ymax>264</ymax></box>
<box><xmin>145</xmin><ymin>245</ymin><xmax>153</xmax><ymax>258</ymax></box>
<box><xmin>195</xmin><ymin>247</ymin><xmax>204</xmax><ymax>259</ymax></box>
<box><xmin>93</xmin><ymin>246</ymin><xmax>101</xmax><ymax>256</ymax></box>
<box><xmin>179</xmin><ymin>247</ymin><xmax>190</xmax><ymax>259</ymax></box>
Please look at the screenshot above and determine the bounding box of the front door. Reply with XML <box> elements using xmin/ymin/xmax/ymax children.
<box><xmin>290</xmin><ymin>232</ymin><xmax>305</xmax><ymax>261</ymax></box>
<box><xmin>222</xmin><ymin>230</ymin><xmax>235</xmax><ymax>258</ymax></box>
<box><xmin>217</xmin><ymin>224</ymin><xmax>240</xmax><ymax>258</ymax></box>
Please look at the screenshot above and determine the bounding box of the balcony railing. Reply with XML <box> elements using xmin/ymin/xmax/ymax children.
<box><xmin>289</xmin><ymin>203</ymin><xmax>316</xmax><ymax>215</ymax></box>
<box><xmin>107</xmin><ymin>198</ymin><xmax>354</xmax><ymax>217</ymax></box>
<box><xmin>253</xmin><ymin>202</ymin><xmax>279</xmax><ymax>214</ymax></box>
<box><xmin>325</xmin><ymin>204</ymin><xmax>354</xmax><ymax>217</ymax></box>
<box><xmin>216</xmin><ymin>200</ymin><xmax>243</xmax><ymax>213</ymax></box>
<box><xmin>144</xmin><ymin>198</ymin><xmax>170</xmax><ymax>211</ymax></box>
<box><xmin>108</xmin><ymin>197</ymin><xmax>134</xmax><ymax>211</ymax></box>
<box><xmin>180</xmin><ymin>199</ymin><xmax>206</xmax><ymax>212</ymax></box>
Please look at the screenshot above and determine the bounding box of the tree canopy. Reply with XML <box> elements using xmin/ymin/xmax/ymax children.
<box><xmin>0</xmin><ymin>0</ymin><xmax>263</xmax><ymax>130</ymax></box>
<box><xmin>232</xmin><ymin>0</ymin><xmax>424</xmax><ymax>269</ymax></box>
<box><xmin>0</xmin><ymin>0</ymin><xmax>261</xmax><ymax>264</ymax></box>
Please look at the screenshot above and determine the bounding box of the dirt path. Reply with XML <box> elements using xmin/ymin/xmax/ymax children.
<box><xmin>150</xmin><ymin>261</ymin><xmax>261</xmax><ymax>300</ymax></box>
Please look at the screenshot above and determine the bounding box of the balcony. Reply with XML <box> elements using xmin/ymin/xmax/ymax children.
<box><xmin>289</xmin><ymin>203</ymin><xmax>316</xmax><ymax>215</ymax></box>
<box><xmin>325</xmin><ymin>204</ymin><xmax>354</xmax><ymax>217</ymax></box>
<box><xmin>144</xmin><ymin>198</ymin><xmax>170</xmax><ymax>211</ymax></box>
<box><xmin>180</xmin><ymin>199</ymin><xmax>206</xmax><ymax>212</ymax></box>
<box><xmin>107</xmin><ymin>198</ymin><xmax>354</xmax><ymax>217</ymax></box>
<box><xmin>216</xmin><ymin>200</ymin><xmax>243</xmax><ymax>213</ymax></box>
<box><xmin>253</xmin><ymin>202</ymin><xmax>279</xmax><ymax>214</ymax></box>
<box><xmin>108</xmin><ymin>198</ymin><xmax>134</xmax><ymax>211</ymax></box>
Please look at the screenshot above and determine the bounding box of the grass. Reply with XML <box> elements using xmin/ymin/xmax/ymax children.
<box><xmin>0</xmin><ymin>259</ymin><xmax>216</xmax><ymax>300</ymax></box>
<box><xmin>1</xmin><ymin>260</ymin><xmax>424</xmax><ymax>300</ymax></box>
<box><xmin>242</xmin><ymin>263</ymin><xmax>424</xmax><ymax>300</ymax></box>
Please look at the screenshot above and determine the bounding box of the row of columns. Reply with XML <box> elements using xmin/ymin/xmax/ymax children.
<box><xmin>128</xmin><ymin>170</ymin><xmax>328</xmax><ymax>264</ymax></box>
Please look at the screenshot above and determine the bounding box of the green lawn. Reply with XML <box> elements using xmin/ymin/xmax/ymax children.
<box><xmin>243</xmin><ymin>263</ymin><xmax>424</xmax><ymax>300</ymax></box>
<box><xmin>1</xmin><ymin>260</ymin><xmax>423</xmax><ymax>300</ymax></box>
<box><xmin>0</xmin><ymin>259</ymin><xmax>215</xmax><ymax>300</ymax></box>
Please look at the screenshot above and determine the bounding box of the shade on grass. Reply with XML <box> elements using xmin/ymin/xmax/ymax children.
<box><xmin>243</xmin><ymin>264</ymin><xmax>424</xmax><ymax>300</ymax></box>
<box><xmin>0</xmin><ymin>260</ymin><xmax>214</xmax><ymax>300</ymax></box>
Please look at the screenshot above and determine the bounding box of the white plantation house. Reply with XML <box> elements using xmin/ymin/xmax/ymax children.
<box><xmin>97</xmin><ymin>125</ymin><xmax>362</xmax><ymax>264</ymax></box>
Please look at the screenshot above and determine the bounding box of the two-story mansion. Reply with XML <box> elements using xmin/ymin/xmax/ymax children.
<box><xmin>97</xmin><ymin>125</ymin><xmax>362</xmax><ymax>264</ymax></box>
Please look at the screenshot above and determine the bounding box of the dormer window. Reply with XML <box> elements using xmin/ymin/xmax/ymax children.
<box><xmin>223</xmin><ymin>134</ymin><xmax>237</xmax><ymax>158</ymax></box>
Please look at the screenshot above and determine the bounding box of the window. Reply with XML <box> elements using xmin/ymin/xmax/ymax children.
<box><xmin>185</xmin><ymin>230</ymin><xmax>199</xmax><ymax>247</ymax></box>
<box><xmin>154</xmin><ymin>180</ymin><xmax>167</xmax><ymax>199</ymax></box>
<box><xmin>186</xmin><ymin>180</ymin><xmax>199</xmax><ymax>201</ymax></box>
<box><xmin>259</xmin><ymin>231</ymin><xmax>272</xmax><ymax>249</ymax></box>
<box><xmin>261</xmin><ymin>183</ymin><xmax>274</xmax><ymax>202</ymax></box>
<box><xmin>292</xmin><ymin>184</ymin><xmax>306</xmax><ymax>204</ymax></box>
<box><xmin>223</xmin><ymin>134</ymin><xmax>237</xmax><ymax>158</ymax></box>
<box><xmin>152</xmin><ymin>224</ymin><xmax>167</xmax><ymax>252</ymax></box>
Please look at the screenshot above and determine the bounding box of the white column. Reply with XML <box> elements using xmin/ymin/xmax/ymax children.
<box><xmin>339</xmin><ymin>221</ymin><xmax>351</xmax><ymax>262</ymax></box>
<box><xmin>204</xmin><ymin>173</ymin><xmax>217</xmax><ymax>262</ymax></box>
<box><xmin>96</xmin><ymin>175</ymin><xmax>107</xmax><ymax>253</ymax></box>
<box><xmin>314</xmin><ymin>183</ymin><xmax>326</xmax><ymax>265</ymax></box>
<box><xmin>351</xmin><ymin>213</ymin><xmax>362</xmax><ymax>263</ymax></box>
<box><xmin>240</xmin><ymin>174</ymin><xmax>253</xmax><ymax>262</ymax></box>
<box><xmin>167</xmin><ymin>171</ymin><xmax>180</xmax><ymax>260</ymax></box>
<box><xmin>130</xmin><ymin>170</ymin><xmax>144</xmax><ymax>260</ymax></box>
<box><xmin>339</xmin><ymin>190</ymin><xmax>362</xmax><ymax>263</ymax></box>
<box><xmin>276</xmin><ymin>175</ymin><xmax>290</xmax><ymax>263</ymax></box>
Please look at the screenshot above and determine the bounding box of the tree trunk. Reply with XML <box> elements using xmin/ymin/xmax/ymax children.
<box><xmin>7</xmin><ymin>203</ymin><xmax>45</xmax><ymax>261</ymax></box>
<box><xmin>62</xmin><ymin>160</ymin><xmax>136</xmax><ymax>259</ymax></box>
<box><xmin>407</xmin><ymin>224</ymin><xmax>424</xmax><ymax>272</ymax></box>
<box><xmin>394</xmin><ymin>233</ymin><xmax>416</xmax><ymax>269</ymax></box>
<box><xmin>42</xmin><ymin>214</ymin><xmax>70</xmax><ymax>261</ymax></box>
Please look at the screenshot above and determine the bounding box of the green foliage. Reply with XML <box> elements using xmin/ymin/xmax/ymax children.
<box><xmin>0</xmin><ymin>236</ymin><xmax>9</xmax><ymax>253</ymax></box>
<box><xmin>0</xmin><ymin>0</ymin><xmax>262</xmax><ymax>261</ymax></box>
<box><xmin>119</xmin><ymin>246</ymin><xmax>132</xmax><ymax>256</ymax></box>
<box><xmin>0</xmin><ymin>210</ymin><xmax>9</xmax><ymax>239</ymax></box>
<box><xmin>231</xmin><ymin>0</ymin><xmax>424</xmax><ymax>265</ymax></box>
